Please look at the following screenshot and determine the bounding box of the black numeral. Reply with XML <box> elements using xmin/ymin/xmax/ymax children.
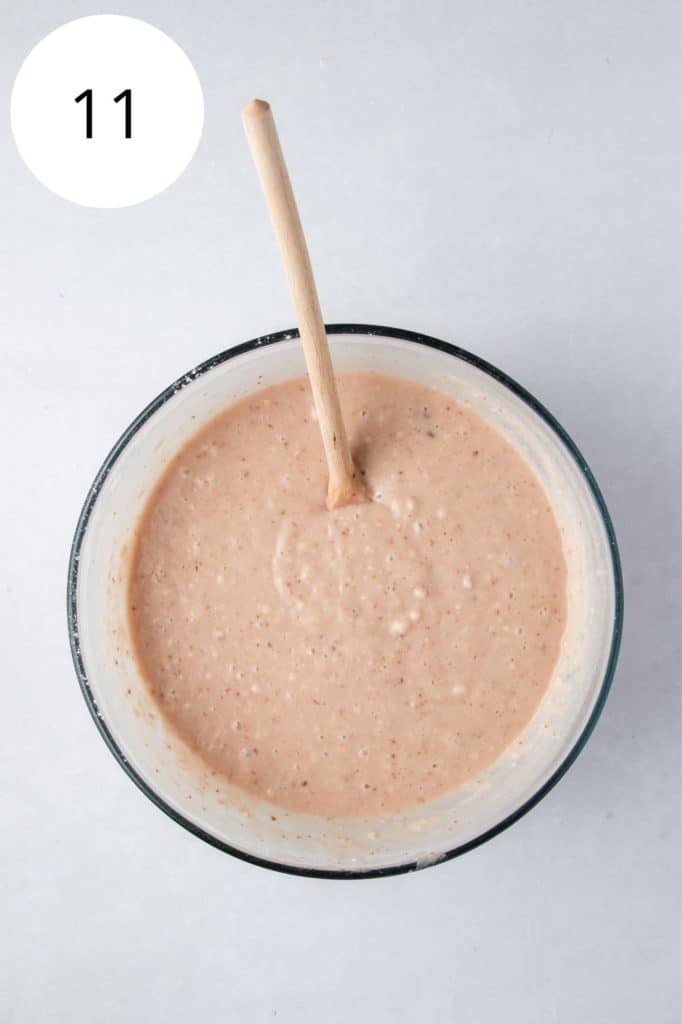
<box><xmin>113</xmin><ymin>89</ymin><xmax>132</xmax><ymax>139</ymax></box>
<box><xmin>74</xmin><ymin>89</ymin><xmax>132</xmax><ymax>139</ymax></box>
<box><xmin>74</xmin><ymin>88</ymin><xmax>93</xmax><ymax>139</ymax></box>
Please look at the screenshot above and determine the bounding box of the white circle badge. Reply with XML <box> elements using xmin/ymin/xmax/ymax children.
<box><xmin>10</xmin><ymin>15</ymin><xmax>204</xmax><ymax>208</ymax></box>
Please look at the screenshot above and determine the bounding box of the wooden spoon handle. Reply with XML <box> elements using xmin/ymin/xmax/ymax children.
<box><xmin>241</xmin><ymin>99</ymin><xmax>364</xmax><ymax>509</ymax></box>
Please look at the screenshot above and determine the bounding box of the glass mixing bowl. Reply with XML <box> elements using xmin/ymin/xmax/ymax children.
<box><xmin>67</xmin><ymin>325</ymin><xmax>622</xmax><ymax>878</ymax></box>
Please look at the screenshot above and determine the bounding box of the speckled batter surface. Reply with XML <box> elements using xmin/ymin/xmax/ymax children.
<box><xmin>128</xmin><ymin>373</ymin><xmax>566</xmax><ymax>816</ymax></box>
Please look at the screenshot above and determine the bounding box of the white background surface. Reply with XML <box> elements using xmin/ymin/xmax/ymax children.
<box><xmin>1</xmin><ymin>2</ymin><xmax>679</xmax><ymax>1021</ymax></box>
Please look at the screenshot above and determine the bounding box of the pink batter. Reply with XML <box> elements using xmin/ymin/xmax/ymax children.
<box><xmin>128</xmin><ymin>373</ymin><xmax>566</xmax><ymax>816</ymax></box>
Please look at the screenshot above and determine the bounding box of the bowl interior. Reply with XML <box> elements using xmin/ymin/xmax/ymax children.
<box><xmin>71</xmin><ymin>329</ymin><xmax>619</xmax><ymax>876</ymax></box>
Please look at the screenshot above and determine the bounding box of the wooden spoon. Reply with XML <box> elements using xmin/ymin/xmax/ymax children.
<box><xmin>241</xmin><ymin>98</ymin><xmax>366</xmax><ymax>509</ymax></box>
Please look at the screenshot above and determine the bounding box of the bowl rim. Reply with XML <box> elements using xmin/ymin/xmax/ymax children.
<box><xmin>67</xmin><ymin>323</ymin><xmax>623</xmax><ymax>880</ymax></box>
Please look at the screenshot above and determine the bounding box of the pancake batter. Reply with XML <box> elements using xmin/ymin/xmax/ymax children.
<box><xmin>128</xmin><ymin>373</ymin><xmax>566</xmax><ymax>816</ymax></box>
